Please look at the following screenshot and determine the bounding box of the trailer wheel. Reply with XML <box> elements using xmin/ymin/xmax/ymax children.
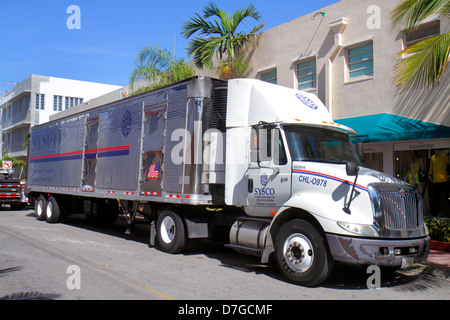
<box><xmin>35</xmin><ymin>195</ymin><xmax>47</xmax><ymax>221</ymax></box>
<box><xmin>156</xmin><ymin>209</ymin><xmax>187</xmax><ymax>254</ymax></box>
<box><xmin>274</xmin><ymin>219</ymin><xmax>333</xmax><ymax>286</ymax></box>
<box><xmin>46</xmin><ymin>196</ymin><xmax>61</xmax><ymax>223</ymax></box>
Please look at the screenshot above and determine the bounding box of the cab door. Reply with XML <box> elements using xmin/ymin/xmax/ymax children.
<box><xmin>245</xmin><ymin>126</ymin><xmax>291</xmax><ymax>217</ymax></box>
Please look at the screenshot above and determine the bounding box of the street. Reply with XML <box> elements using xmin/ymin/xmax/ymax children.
<box><xmin>0</xmin><ymin>208</ymin><xmax>449</xmax><ymax>301</ymax></box>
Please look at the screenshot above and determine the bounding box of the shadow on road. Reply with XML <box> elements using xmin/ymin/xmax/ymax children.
<box><xmin>0</xmin><ymin>266</ymin><xmax>60</xmax><ymax>300</ymax></box>
<box><xmin>322</xmin><ymin>263</ymin><xmax>449</xmax><ymax>291</ymax></box>
<box><xmin>21</xmin><ymin>209</ymin><xmax>449</xmax><ymax>291</ymax></box>
<box><xmin>0</xmin><ymin>266</ymin><xmax>23</xmax><ymax>277</ymax></box>
<box><xmin>25</xmin><ymin>211</ymin><xmax>151</xmax><ymax>245</ymax></box>
<box><xmin>0</xmin><ymin>292</ymin><xmax>61</xmax><ymax>300</ymax></box>
<box><xmin>195</xmin><ymin>243</ymin><xmax>449</xmax><ymax>291</ymax></box>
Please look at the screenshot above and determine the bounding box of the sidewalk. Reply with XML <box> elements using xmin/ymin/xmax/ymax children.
<box><xmin>421</xmin><ymin>250</ymin><xmax>450</xmax><ymax>268</ymax></box>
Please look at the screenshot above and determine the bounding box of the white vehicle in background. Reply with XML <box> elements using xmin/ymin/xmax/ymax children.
<box><xmin>26</xmin><ymin>77</ymin><xmax>430</xmax><ymax>286</ymax></box>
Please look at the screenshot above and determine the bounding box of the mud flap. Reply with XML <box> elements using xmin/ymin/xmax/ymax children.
<box><xmin>149</xmin><ymin>221</ymin><xmax>157</xmax><ymax>246</ymax></box>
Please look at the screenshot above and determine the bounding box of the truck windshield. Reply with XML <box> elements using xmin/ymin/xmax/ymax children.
<box><xmin>283</xmin><ymin>125</ymin><xmax>360</xmax><ymax>165</ymax></box>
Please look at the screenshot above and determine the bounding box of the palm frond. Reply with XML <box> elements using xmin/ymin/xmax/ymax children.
<box><xmin>230</xmin><ymin>3</ymin><xmax>262</xmax><ymax>33</ymax></box>
<box><xmin>443</xmin><ymin>1</ymin><xmax>450</xmax><ymax>18</ymax></box>
<box><xmin>129</xmin><ymin>44</ymin><xmax>195</xmax><ymax>93</ymax></box>
<box><xmin>203</xmin><ymin>1</ymin><xmax>222</xmax><ymax>18</ymax></box>
<box><xmin>389</xmin><ymin>0</ymin><xmax>449</xmax><ymax>32</ymax></box>
<box><xmin>181</xmin><ymin>2</ymin><xmax>263</xmax><ymax>71</ymax></box>
<box><xmin>393</xmin><ymin>32</ymin><xmax>450</xmax><ymax>91</ymax></box>
<box><xmin>181</xmin><ymin>13</ymin><xmax>220</xmax><ymax>38</ymax></box>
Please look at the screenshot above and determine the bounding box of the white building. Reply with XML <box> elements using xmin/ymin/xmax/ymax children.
<box><xmin>0</xmin><ymin>74</ymin><xmax>121</xmax><ymax>160</ymax></box>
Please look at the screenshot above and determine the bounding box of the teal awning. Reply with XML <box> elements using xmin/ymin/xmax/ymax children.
<box><xmin>336</xmin><ymin>113</ymin><xmax>450</xmax><ymax>143</ymax></box>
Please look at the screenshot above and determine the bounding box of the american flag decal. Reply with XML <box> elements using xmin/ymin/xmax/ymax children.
<box><xmin>147</xmin><ymin>163</ymin><xmax>160</xmax><ymax>179</ymax></box>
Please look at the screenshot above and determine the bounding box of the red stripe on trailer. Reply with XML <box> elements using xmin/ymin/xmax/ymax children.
<box><xmin>85</xmin><ymin>144</ymin><xmax>130</xmax><ymax>154</ymax></box>
<box><xmin>30</xmin><ymin>150</ymin><xmax>82</xmax><ymax>160</ymax></box>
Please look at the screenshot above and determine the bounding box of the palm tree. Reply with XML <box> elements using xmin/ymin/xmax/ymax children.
<box><xmin>129</xmin><ymin>44</ymin><xmax>195</xmax><ymax>94</ymax></box>
<box><xmin>389</xmin><ymin>0</ymin><xmax>450</xmax><ymax>91</ymax></box>
<box><xmin>181</xmin><ymin>2</ymin><xmax>264</xmax><ymax>79</ymax></box>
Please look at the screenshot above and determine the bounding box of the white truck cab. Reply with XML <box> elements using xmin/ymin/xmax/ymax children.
<box><xmin>224</xmin><ymin>79</ymin><xmax>429</xmax><ymax>286</ymax></box>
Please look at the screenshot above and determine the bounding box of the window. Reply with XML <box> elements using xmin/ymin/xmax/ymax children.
<box><xmin>297</xmin><ymin>59</ymin><xmax>316</xmax><ymax>90</ymax></box>
<box><xmin>53</xmin><ymin>95</ymin><xmax>63</xmax><ymax>111</ymax></box>
<box><xmin>250</xmin><ymin>127</ymin><xmax>287</xmax><ymax>165</ymax></box>
<box><xmin>261</xmin><ymin>70</ymin><xmax>277</xmax><ymax>84</ymax></box>
<box><xmin>65</xmin><ymin>96</ymin><xmax>83</xmax><ymax>109</ymax></box>
<box><xmin>347</xmin><ymin>42</ymin><xmax>373</xmax><ymax>79</ymax></box>
<box><xmin>35</xmin><ymin>94</ymin><xmax>45</xmax><ymax>110</ymax></box>
<box><xmin>404</xmin><ymin>20</ymin><xmax>440</xmax><ymax>48</ymax></box>
<box><xmin>284</xmin><ymin>125</ymin><xmax>360</xmax><ymax>164</ymax></box>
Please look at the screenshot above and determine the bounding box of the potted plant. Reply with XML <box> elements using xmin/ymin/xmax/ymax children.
<box><xmin>425</xmin><ymin>216</ymin><xmax>450</xmax><ymax>251</ymax></box>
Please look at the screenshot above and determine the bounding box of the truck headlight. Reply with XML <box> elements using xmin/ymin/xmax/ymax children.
<box><xmin>337</xmin><ymin>222</ymin><xmax>379</xmax><ymax>237</ymax></box>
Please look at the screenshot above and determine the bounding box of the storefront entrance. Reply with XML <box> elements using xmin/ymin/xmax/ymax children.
<box><xmin>394</xmin><ymin>140</ymin><xmax>449</xmax><ymax>218</ymax></box>
<box><xmin>362</xmin><ymin>139</ymin><xmax>449</xmax><ymax>217</ymax></box>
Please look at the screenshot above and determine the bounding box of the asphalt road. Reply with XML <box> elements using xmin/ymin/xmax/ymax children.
<box><xmin>1</xmin><ymin>208</ymin><xmax>449</xmax><ymax>301</ymax></box>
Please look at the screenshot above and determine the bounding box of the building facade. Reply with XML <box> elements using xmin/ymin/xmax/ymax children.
<box><xmin>247</xmin><ymin>0</ymin><xmax>449</xmax><ymax>216</ymax></box>
<box><xmin>0</xmin><ymin>75</ymin><xmax>121</xmax><ymax>160</ymax></box>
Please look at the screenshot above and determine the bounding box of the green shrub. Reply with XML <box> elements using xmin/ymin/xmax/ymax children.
<box><xmin>425</xmin><ymin>216</ymin><xmax>450</xmax><ymax>242</ymax></box>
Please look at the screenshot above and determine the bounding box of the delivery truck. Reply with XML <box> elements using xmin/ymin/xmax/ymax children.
<box><xmin>26</xmin><ymin>76</ymin><xmax>430</xmax><ymax>286</ymax></box>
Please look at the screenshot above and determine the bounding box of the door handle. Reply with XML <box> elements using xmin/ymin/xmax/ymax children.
<box><xmin>248</xmin><ymin>178</ymin><xmax>254</xmax><ymax>193</ymax></box>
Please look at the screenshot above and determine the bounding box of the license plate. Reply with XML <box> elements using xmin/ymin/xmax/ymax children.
<box><xmin>401</xmin><ymin>257</ymin><xmax>414</xmax><ymax>268</ymax></box>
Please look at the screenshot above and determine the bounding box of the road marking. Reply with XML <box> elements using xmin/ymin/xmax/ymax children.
<box><xmin>0</xmin><ymin>224</ymin><xmax>176</xmax><ymax>300</ymax></box>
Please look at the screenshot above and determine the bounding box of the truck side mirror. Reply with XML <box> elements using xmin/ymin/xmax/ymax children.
<box><xmin>346</xmin><ymin>161</ymin><xmax>359</xmax><ymax>176</ymax></box>
<box><xmin>343</xmin><ymin>161</ymin><xmax>360</xmax><ymax>214</ymax></box>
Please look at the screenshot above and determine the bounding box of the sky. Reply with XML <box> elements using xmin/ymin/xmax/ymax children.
<box><xmin>0</xmin><ymin>0</ymin><xmax>339</xmax><ymax>93</ymax></box>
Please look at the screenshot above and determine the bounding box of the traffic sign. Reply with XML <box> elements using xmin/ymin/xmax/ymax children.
<box><xmin>2</xmin><ymin>161</ymin><xmax>12</xmax><ymax>169</ymax></box>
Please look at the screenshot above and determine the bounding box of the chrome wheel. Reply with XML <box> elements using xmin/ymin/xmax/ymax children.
<box><xmin>160</xmin><ymin>215</ymin><xmax>176</xmax><ymax>244</ymax></box>
<box><xmin>156</xmin><ymin>208</ymin><xmax>187</xmax><ymax>253</ymax></box>
<box><xmin>283</xmin><ymin>233</ymin><xmax>314</xmax><ymax>272</ymax></box>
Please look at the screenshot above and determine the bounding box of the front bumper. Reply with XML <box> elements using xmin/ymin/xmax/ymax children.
<box><xmin>326</xmin><ymin>234</ymin><xmax>430</xmax><ymax>267</ymax></box>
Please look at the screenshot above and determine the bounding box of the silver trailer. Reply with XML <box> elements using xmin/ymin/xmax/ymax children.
<box><xmin>27</xmin><ymin>77</ymin><xmax>231</xmax><ymax>248</ymax></box>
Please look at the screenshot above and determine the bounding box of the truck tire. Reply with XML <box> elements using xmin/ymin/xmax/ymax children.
<box><xmin>46</xmin><ymin>196</ymin><xmax>61</xmax><ymax>223</ymax></box>
<box><xmin>274</xmin><ymin>219</ymin><xmax>333</xmax><ymax>286</ymax></box>
<box><xmin>156</xmin><ymin>209</ymin><xmax>187</xmax><ymax>254</ymax></box>
<box><xmin>35</xmin><ymin>195</ymin><xmax>47</xmax><ymax>221</ymax></box>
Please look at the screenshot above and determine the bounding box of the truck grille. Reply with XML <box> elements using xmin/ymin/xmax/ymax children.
<box><xmin>368</xmin><ymin>183</ymin><xmax>424</xmax><ymax>236</ymax></box>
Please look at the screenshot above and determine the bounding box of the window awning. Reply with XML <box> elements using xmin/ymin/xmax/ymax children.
<box><xmin>336</xmin><ymin>113</ymin><xmax>450</xmax><ymax>143</ymax></box>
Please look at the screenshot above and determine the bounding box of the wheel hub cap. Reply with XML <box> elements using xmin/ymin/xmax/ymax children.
<box><xmin>160</xmin><ymin>216</ymin><xmax>175</xmax><ymax>244</ymax></box>
<box><xmin>283</xmin><ymin>233</ymin><xmax>314</xmax><ymax>272</ymax></box>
